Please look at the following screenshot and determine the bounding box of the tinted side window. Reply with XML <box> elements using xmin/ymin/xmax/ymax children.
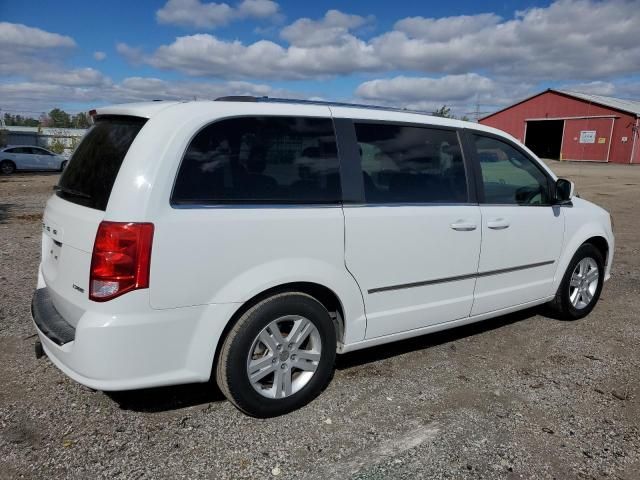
<box><xmin>354</xmin><ymin>123</ymin><xmax>467</xmax><ymax>203</ymax></box>
<box><xmin>57</xmin><ymin>116</ymin><xmax>147</xmax><ymax>210</ymax></box>
<box><xmin>172</xmin><ymin>116</ymin><xmax>340</xmax><ymax>204</ymax></box>
<box><xmin>473</xmin><ymin>135</ymin><xmax>550</xmax><ymax>205</ymax></box>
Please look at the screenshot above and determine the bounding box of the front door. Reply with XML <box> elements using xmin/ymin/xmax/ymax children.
<box><xmin>341</xmin><ymin>120</ymin><xmax>482</xmax><ymax>339</ymax></box>
<box><xmin>469</xmin><ymin>133</ymin><xmax>564</xmax><ymax>315</ymax></box>
<box><xmin>14</xmin><ymin>147</ymin><xmax>38</xmax><ymax>169</ymax></box>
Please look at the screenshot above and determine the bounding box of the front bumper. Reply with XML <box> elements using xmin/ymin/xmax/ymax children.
<box><xmin>31</xmin><ymin>287</ymin><xmax>240</xmax><ymax>391</ymax></box>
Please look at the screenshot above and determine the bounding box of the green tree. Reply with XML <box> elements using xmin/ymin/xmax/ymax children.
<box><xmin>432</xmin><ymin>105</ymin><xmax>454</xmax><ymax>118</ymax></box>
<box><xmin>48</xmin><ymin>108</ymin><xmax>71</xmax><ymax>128</ymax></box>
<box><xmin>3</xmin><ymin>113</ymin><xmax>42</xmax><ymax>127</ymax></box>
<box><xmin>72</xmin><ymin>112</ymin><xmax>91</xmax><ymax>128</ymax></box>
<box><xmin>49</xmin><ymin>138</ymin><xmax>66</xmax><ymax>154</ymax></box>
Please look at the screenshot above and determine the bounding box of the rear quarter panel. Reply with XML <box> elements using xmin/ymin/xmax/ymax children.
<box><xmin>148</xmin><ymin>206</ymin><xmax>366</xmax><ymax>344</ymax></box>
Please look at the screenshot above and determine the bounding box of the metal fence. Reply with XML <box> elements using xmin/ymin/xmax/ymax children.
<box><xmin>1</xmin><ymin>129</ymin><xmax>85</xmax><ymax>157</ymax></box>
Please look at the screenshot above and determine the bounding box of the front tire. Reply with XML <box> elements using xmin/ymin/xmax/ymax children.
<box><xmin>216</xmin><ymin>292</ymin><xmax>336</xmax><ymax>417</ymax></box>
<box><xmin>546</xmin><ymin>243</ymin><xmax>604</xmax><ymax>320</ymax></box>
<box><xmin>0</xmin><ymin>160</ymin><xmax>16</xmax><ymax>175</ymax></box>
<box><xmin>60</xmin><ymin>160</ymin><xmax>68</xmax><ymax>172</ymax></box>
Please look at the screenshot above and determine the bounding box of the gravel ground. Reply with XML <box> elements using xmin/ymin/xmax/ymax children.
<box><xmin>0</xmin><ymin>161</ymin><xmax>639</xmax><ymax>479</ymax></box>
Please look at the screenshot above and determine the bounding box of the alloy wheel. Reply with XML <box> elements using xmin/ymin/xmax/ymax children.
<box><xmin>569</xmin><ymin>257</ymin><xmax>599</xmax><ymax>309</ymax></box>
<box><xmin>246</xmin><ymin>315</ymin><xmax>322</xmax><ymax>399</ymax></box>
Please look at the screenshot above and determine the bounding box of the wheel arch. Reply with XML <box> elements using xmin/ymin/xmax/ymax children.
<box><xmin>553</xmin><ymin>225</ymin><xmax>612</xmax><ymax>292</ymax></box>
<box><xmin>0</xmin><ymin>159</ymin><xmax>16</xmax><ymax>172</ymax></box>
<box><xmin>584</xmin><ymin>235</ymin><xmax>609</xmax><ymax>266</ymax></box>
<box><xmin>210</xmin><ymin>282</ymin><xmax>346</xmax><ymax>379</ymax></box>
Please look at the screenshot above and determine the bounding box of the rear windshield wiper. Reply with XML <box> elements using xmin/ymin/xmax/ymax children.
<box><xmin>53</xmin><ymin>185</ymin><xmax>92</xmax><ymax>199</ymax></box>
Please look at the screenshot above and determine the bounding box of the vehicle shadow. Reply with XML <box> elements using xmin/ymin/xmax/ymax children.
<box><xmin>107</xmin><ymin>307</ymin><xmax>541</xmax><ymax>413</ymax></box>
<box><xmin>336</xmin><ymin>306</ymin><xmax>540</xmax><ymax>370</ymax></box>
<box><xmin>107</xmin><ymin>381</ymin><xmax>226</xmax><ymax>413</ymax></box>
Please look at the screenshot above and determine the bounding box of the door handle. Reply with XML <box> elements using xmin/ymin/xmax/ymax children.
<box><xmin>450</xmin><ymin>221</ymin><xmax>477</xmax><ymax>231</ymax></box>
<box><xmin>487</xmin><ymin>218</ymin><xmax>510</xmax><ymax>230</ymax></box>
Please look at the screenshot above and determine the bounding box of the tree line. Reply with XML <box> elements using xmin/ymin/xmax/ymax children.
<box><xmin>3</xmin><ymin>108</ymin><xmax>91</xmax><ymax>128</ymax></box>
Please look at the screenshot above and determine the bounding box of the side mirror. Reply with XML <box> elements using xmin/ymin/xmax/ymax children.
<box><xmin>555</xmin><ymin>178</ymin><xmax>575</xmax><ymax>204</ymax></box>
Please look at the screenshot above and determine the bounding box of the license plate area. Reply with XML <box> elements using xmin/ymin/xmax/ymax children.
<box><xmin>42</xmin><ymin>234</ymin><xmax>62</xmax><ymax>282</ymax></box>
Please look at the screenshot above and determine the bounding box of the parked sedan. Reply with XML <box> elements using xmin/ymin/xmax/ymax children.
<box><xmin>0</xmin><ymin>146</ymin><xmax>67</xmax><ymax>174</ymax></box>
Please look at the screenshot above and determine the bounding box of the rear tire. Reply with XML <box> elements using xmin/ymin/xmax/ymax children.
<box><xmin>216</xmin><ymin>292</ymin><xmax>336</xmax><ymax>417</ymax></box>
<box><xmin>546</xmin><ymin>243</ymin><xmax>604</xmax><ymax>320</ymax></box>
<box><xmin>60</xmin><ymin>160</ymin><xmax>68</xmax><ymax>172</ymax></box>
<box><xmin>0</xmin><ymin>160</ymin><xmax>16</xmax><ymax>175</ymax></box>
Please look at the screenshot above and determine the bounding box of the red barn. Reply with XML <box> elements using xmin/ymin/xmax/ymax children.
<box><xmin>479</xmin><ymin>89</ymin><xmax>640</xmax><ymax>164</ymax></box>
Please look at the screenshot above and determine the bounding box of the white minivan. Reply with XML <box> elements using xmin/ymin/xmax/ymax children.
<box><xmin>32</xmin><ymin>98</ymin><xmax>614</xmax><ymax>417</ymax></box>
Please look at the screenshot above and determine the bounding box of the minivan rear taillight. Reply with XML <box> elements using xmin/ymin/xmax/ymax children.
<box><xmin>90</xmin><ymin>222</ymin><xmax>154</xmax><ymax>302</ymax></box>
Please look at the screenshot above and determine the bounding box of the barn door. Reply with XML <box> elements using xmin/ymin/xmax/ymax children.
<box><xmin>562</xmin><ymin>117</ymin><xmax>614</xmax><ymax>162</ymax></box>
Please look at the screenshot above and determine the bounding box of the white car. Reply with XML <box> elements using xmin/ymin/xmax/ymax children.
<box><xmin>32</xmin><ymin>98</ymin><xmax>614</xmax><ymax>417</ymax></box>
<box><xmin>0</xmin><ymin>145</ymin><xmax>67</xmax><ymax>174</ymax></box>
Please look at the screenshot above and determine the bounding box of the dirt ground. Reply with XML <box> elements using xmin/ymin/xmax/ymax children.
<box><xmin>0</xmin><ymin>161</ymin><xmax>638</xmax><ymax>479</ymax></box>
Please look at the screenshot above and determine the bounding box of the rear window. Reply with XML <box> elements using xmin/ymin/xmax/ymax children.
<box><xmin>56</xmin><ymin>116</ymin><xmax>146</xmax><ymax>210</ymax></box>
<box><xmin>171</xmin><ymin>116</ymin><xmax>340</xmax><ymax>205</ymax></box>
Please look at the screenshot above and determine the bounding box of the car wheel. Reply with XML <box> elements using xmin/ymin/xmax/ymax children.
<box><xmin>60</xmin><ymin>160</ymin><xmax>68</xmax><ymax>172</ymax></box>
<box><xmin>216</xmin><ymin>292</ymin><xmax>336</xmax><ymax>417</ymax></box>
<box><xmin>546</xmin><ymin>243</ymin><xmax>604</xmax><ymax>320</ymax></box>
<box><xmin>0</xmin><ymin>160</ymin><xmax>16</xmax><ymax>175</ymax></box>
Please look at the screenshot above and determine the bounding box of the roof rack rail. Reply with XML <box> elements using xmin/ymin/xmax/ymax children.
<box><xmin>215</xmin><ymin>95</ymin><xmax>261</xmax><ymax>102</ymax></box>
<box><xmin>213</xmin><ymin>95</ymin><xmax>434</xmax><ymax>116</ymax></box>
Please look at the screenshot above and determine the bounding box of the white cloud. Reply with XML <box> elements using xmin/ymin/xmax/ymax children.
<box><xmin>356</xmin><ymin>74</ymin><xmax>496</xmax><ymax>103</ymax></box>
<box><xmin>353</xmin><ymin>73</ymin><xmax>525</xmax><ymax>116</ymax></box>
<box><xmin>116</xmin><ymin>42</ymin><xmax>144</xmax><ymax>64</ymax></box>
<box><xmin>34</xmin><ymin>67</ymin><xmax>112</xmax><ymax>87</ymax></box>
<box><xmin>0</xmin><ymin>22</ymin><xmax>75</xmax><ymax>49</ymax></box>
<box><xmin>0</xmin><ymin>76</ymin><xmax>299</xmax><ymax>112</ymax></box>
<box><xmin>122</xmin><ymin>2</ymin><xmax>640</xmax><ymax>84</ymax></box>
<box><xmin>280</xmin><ymin>9</ymin><xmax>374</xmax><ymax>47</ymax></box>
<box><xmin>93</xmin><ymin>51</ymin><xmax>107</xmax><ymax>61</ymax></box>
<box><xmin>156</xmin><ymin>0</ymin><xmax>279</xmax><ymax>29</ymax></box>
<box><xmin>237</xmin><ymin>0</ymin><xmax>279</xmax><ymax>18</ymax></box>
<box><xmin>372</xmin><ymin>0</ymin><xmax>640</xmax><ymax>80</ymax></box>
<box><xmin>137</xmin><ymin>32</ymin><xmax>379</xmax><ymax>79</ymax></box>
<box><xmin>559</xmin><ymin>81</ymin><xmax>616</xmax><ymax>96</ymax></box>
<box><xmin>393</xmin><ymin>13</ymin><xmax>500</xmax><ymax>41</ymax></box>
<box><xmin>3</xmin><ymin>2</ymin><xmax>640</xmax><ymax>118</ymax></box>
<box><xmin>0</xmin><ymin>22</ymin><xmax>77</xmax><ymax>79</ymax></box>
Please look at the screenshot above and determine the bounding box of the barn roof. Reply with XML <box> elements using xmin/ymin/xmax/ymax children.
<box><xmin>480</xmin><ymin>88</ymin><xmax>640</xmax><ymax>120</ymax></box>
<box><xmin>555</xmin><ymin>90</ymin><xmax>640</xmax><ymax>116</ymax></box>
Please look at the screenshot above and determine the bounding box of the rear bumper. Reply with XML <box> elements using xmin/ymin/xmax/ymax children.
<box><xmin>31</xmin><ymin>288</ymin><xmax>75</xmax><ymax>346</ymax></box>
<box><xmin>31</xmin><ymin>287</ymin><xmax>240</xmax><ymax>391</ymax></box>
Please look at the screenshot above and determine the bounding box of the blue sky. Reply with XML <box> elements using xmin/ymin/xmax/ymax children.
<box><xmin>1</xmin><ymin>0</ymin><xmax>639</xmax><ymax>117</ymax></box>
